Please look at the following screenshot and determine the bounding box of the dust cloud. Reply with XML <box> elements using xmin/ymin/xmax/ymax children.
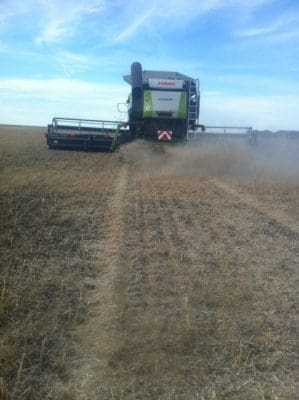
<box><xmin>121</xmin><ymin>137</ymin><xmax>299</xmax><ymax>183</ymax></box>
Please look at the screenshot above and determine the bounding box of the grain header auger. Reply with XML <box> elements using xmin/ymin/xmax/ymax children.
<box><xmin>46</xmin><ymin>61</ymin><xmax>205</xmax><ymax>150</ymax></box>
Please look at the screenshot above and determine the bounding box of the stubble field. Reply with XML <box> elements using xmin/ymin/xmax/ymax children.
<box><xmin>0</xmin><ymin>126</ymin><xmax>298</xmax><ymax>399</ymax></box>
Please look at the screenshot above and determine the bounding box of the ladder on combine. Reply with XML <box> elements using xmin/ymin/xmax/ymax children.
<box><xmin>187</xmin><ymin>79</ymin><xmax>199</xmax><ymax>130</ymax></box>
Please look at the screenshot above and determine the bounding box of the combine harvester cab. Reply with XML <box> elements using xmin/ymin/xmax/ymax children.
<box><xmin>46</xmin><ymin>118</ymin><xmax>130</xmax><ymax>151</ymax></box>
<box><xmin>124</xmin><ymin>62</ymin><xmax>203</xmax><ymax>142</ymax></box>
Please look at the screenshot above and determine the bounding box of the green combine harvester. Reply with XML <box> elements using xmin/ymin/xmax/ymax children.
<box><xmin>124</xmin><ymin>61</ymin><xmax>204</xmax><ymax>141</ymax></box>
<box><xmin>46</xmin><ymin>62</ymin><xmax>204</xmax><ymax>150</ymax></box>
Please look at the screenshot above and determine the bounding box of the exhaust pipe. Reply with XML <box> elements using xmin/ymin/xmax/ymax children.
<box><xmin>130</xmin><ymin>62</ymin><xmax>143</xmax><ymax>120</ymax></box>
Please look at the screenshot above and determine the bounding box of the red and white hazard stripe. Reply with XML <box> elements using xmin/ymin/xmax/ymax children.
<box><xmin>157</xmin><ymin>130</ymin><xmax>172</xmax><ymax>141</ymax></box>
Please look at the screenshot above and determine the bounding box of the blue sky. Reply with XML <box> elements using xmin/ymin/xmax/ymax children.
<box><xmin>0</xmin><ymin>0</ymin><xmax>298</xmax><ymax>129</ymax></box>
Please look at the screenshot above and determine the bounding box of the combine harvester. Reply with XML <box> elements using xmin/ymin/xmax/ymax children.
<box><xmin>46</xmin><ymin>62</ymin><xmax>253</xmax><ymax>150</ymax></box>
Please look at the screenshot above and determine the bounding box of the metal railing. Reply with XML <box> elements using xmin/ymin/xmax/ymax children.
<box><xmin>51</xmin><ymin>117</ymin><xmax>127</xmax><ymax>136</ymax></box>
<box><xmin>187</xmin><ymin>126</ymin><xmax>254</xmax><ymax>141</ymax></box>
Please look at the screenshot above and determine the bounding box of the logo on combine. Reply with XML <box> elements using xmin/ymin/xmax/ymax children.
<box><xmin>158</xmin><ymin>81</ymin><xmax>175</xmax><ymax>87</ymax></box>
<box><xmin>158</xmin><ymin>130</ymin><xmax>172</xmax><ymax>141</ymax></box>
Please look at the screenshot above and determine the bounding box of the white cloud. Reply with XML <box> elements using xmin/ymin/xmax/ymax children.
<box><xmin>54</xmin><ymin>51</ymin><xmax>93</xmax><ymax>75</ymax></box>
<box><xmin>201</xmin><ymin>93</ymin><xmax>299</xmax><ymax>130</ymax></box>
<box><xmin>110</xmin><ymin>0</ymin><xmax>274</xmax><ymax>42</ymax></box>
<box><xmin>152</xmin><ymin>0</ymin><xmax>272</xmax><ymax>19</ymax></box>
<box><xmin>112</xmin><ymin>0</ymin><xmax>215</xmax><ymax>42</ymax></box>
<box><xmin>0</xmin><ymin>0</ymin><xmax>104</xmax><ymax>43</ymax></box>
<box><xmin>0</xmin><ymin>78</ymin><xmax>127</xmax><ymax>98</ymax></box>
<box><xmin>35</xmin><ymin>0</ymin><xmax>104</xmax><ymax>44</ymax></box>
<box><xmin>0</xmin><ymin>78</ymin><xmax>129</xmax><ymax>126</ymax></box>
<box><xmin>234</xmin><ymin>10</ymin><xmax>299</xmax><ymax>47</ymax></box>
<box><xmin>36</xmin><ymin>23</ymin><xmax>67</xmax><ymax>45</ymax></box>
<box><xmin>114</xmin><ymin>8</ymin><xmax>154</xmax><ymax>42</ymax></box>
<box><xmin>0</xmin><ymin>0</ymin><xmax>275</xmax><ymax>45</ymax></box>
<box><xmin>259</xmin><ymin>29</ymin><xmax>299</xmax><ymax>44</ymax></box>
